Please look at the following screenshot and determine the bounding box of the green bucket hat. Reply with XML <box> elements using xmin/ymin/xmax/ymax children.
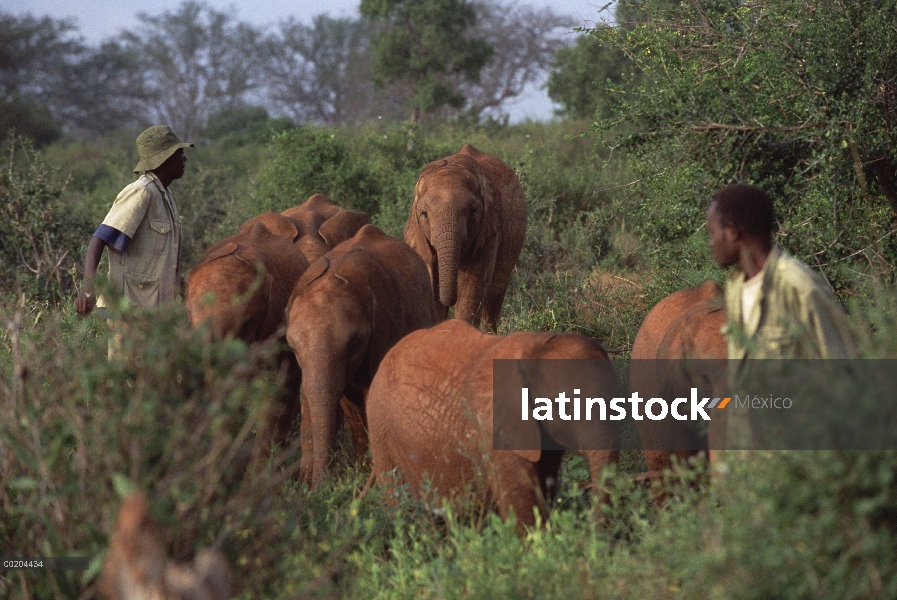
<box><xmin>133</xmin><ymin>125</ymin><xmax>194</xmax><ymax>173</ymax></box>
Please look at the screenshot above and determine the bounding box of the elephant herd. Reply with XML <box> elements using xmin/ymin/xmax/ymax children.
<box><xmin>183</xmin><ymin>144</ymin><xmax>727</xmax><ymax>529</ymax></box>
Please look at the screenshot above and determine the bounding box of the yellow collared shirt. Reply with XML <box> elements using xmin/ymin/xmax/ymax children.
<box><xmin>98</xmin><ymin>172</ymin><xmax>182</xmax><ymax>308</ymax></box>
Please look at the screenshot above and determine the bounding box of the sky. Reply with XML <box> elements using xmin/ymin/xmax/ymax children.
<box><xmin>6</xmin><ymin>0</ymin><xmax>614</xmax><ymax>122</ymax></box>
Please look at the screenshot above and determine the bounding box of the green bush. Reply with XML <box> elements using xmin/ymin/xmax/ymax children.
<box><xmin>0</xmin><ymin>135</ymin><xmax>92</xmax><ymax>305</ymax></box>
<box><xmin>0</xmin><ymin>300</ymin><xmax>302</xmax><ymax>599</ymax></box>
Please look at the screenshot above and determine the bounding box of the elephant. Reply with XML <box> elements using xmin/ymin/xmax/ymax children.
<box><xmin>280</xmin><ymin>193</ymin><xmax>371</xmax><ymax>262</ymax></box>
<box><xmin>404</xmin><ymin>144</ymin><xmax>527</xmax><ymax>332</ymax></box>
<box><xmin>365</xmin><ymin>319</ymin><xmax>621</xmax><ymax>530</ymax></box>
<box><xmin>285</xmin><ymin>224</ymin><xmax>436</xmax><ymax>487</ymax></box>
<box><xmin>185</xmin><ymin>212</ymin><xmax>311</xmax><ymax>446</ymax></box>
<box><xmin>629</xmin><ymin>281</ymin><xmax>727</xmax><ymax>482</ymax></box>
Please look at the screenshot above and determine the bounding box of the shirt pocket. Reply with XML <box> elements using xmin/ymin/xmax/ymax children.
<box><xmin>757</xmin><ymin>325</ymin><xmax>796</xmax><ymax>357</ymax></box>
<box><xmin>149</xmin><ymin>219</ymin><xmax>172</xmax><ymax>255</ymax></box>
<box><xmin>124</xmin><ymin>272</ymin><xmax>160</xmax><ymax>307</ymax></box>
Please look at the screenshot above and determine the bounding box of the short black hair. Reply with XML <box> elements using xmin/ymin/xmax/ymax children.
<box><xmin>711</xmin><ymin>184</ymin><xmax>776</xmax><ymax>240</ymax></box>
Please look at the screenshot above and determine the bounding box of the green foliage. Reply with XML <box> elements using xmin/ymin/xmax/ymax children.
<box><xmin>0</xmin><ymin>135</ymin><xmax>91</xmax><ymax>304</ymax></box>
<box><xmin>0</xmin><ymin>12</ymin><xmax>81</xmax><ymax>144</ymax></box>
<box><xmin>199</xmin><ymin>106</ymin><xmax>295</xmax><ymax>146</ymax></box>
<box><xmin>5</xmin><ymin>113</ymin><xmax>897</xmax><ymax>598</ymax></box>
<box><xmin>360</xmin><ymin>0</ymin><xmax>493</xmax><ymax>119</ymax></box>
<box><xmin>257</xmin><ymin>125</ymin><xmax>390</xmax><ymax>218</ymax></box>
<box><xmin>588</xmin><ymin>0</ymin><xmax>897</xmax><ymax>290</ymax></box>
<box><xmin>546</xmin><ymin>30</ymin><xmax>628</xmax><ymax>120</ymax></box>
<box><xmin>255</xmin><ymin>124</ymin><xmax>458</xmax><ymax>232</ymax></box>
<box><xmin>0</xmin><ymin>300</ymin><xmax>302</xmax><ymax>599</ymax></box>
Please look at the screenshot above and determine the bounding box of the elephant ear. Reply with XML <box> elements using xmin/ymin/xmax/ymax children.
<box><xmin>319</xmin><ymin>209</ymin><xmax>371</xmax><ymax>250</ymax></box>
<box><xmin>199</xmin><ymin>242</ymin><xmax>239</xmax><ymax>264</ymax></box>
<box><xmin>403</xmin><ymin>181</ymin><xmax>433</xmax><ymax>264</ymax></box>
<box><xmin>300</xmin><ymin>256</ymin><xmax>330</xmax><ymax>286</ymax></box>
<box><xmin>239</xmin><ymin>211</ymin><xmax>299</xmax><ymax>242</ymax></box>
<box><xmin>489</xmin><ymin>353</ymin><xmax>542</xmax><ymax>464</ymax></box>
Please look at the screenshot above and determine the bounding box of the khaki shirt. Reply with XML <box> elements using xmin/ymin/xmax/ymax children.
<box><xmin>98</xmin><ymin>172</ymin><xmax>182</xmax><ymax>308</ymax></box>
<box><xmin>723</xmin><ymin>246</ymin><xmax>857</xmax><ymax>448</ymax></box>
<box><xmin>723</xmin><ymin>246</ymin><xmax>857</xmax><ymax>361</ymax></box>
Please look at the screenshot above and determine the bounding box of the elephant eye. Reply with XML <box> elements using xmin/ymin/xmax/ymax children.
<box><xmin>420</xmin><ymin>211</ymin><xmax>428</xmax><ymax>220</ymax></box>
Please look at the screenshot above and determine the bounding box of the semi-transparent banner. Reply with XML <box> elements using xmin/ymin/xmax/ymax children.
<box><xmin>492</xmin><ymin>359</ymin><xmax>897</xmax><ymax>450</ymax></box>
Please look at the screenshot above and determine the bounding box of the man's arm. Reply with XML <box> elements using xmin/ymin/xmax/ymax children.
<box><xmin>75</xmin><ymin>236</ymin><xmax>108</xmax><ymax>316</ymax></box>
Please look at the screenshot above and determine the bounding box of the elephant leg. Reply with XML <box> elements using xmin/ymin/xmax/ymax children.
<box><xmin>455</xmin><ymin>269</ymin><xmax>490</xmax><ymax>326</ymax></box>
<box><xmin>582</xmin><ymin>449</ymin><xmax>620</xmax><ymax>522</ymax></box>
<box><xmin>340</xmin><ymin>391</ymin><xmax>369</xmax><ymax>468</ymax></box>
<box><xmin>482</xmin><ymin>269</ymin><xmax>513</xmax><ymax>333</ymax></box>
<box><xmin>433</xmin><ymin>299</ymin><xmax>449</xmax><ymax>323</ymax></box>
<box><xmin>482</xmin><ymin>286</ymin><xmax>509</xmax><ymax>333</ymax></box>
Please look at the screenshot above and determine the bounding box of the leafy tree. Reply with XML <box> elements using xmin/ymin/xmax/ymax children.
<box><xmin>457</xmin><ymin>1</ymin><xmax>577</xmax><ymax>118</ymax></box>
<box><xmin>547</xmin><ymin>30</ymin><xmax>628</xmax><ymax>120</ymax></box>
<box><xmin>200</xmin><ymin>106</ymin><xmax>294</xmax><ymax>145</ymax></box>
<box><xmin>0</xmin><ymin>13</ymin><xmax>81</xmax><ymax>144</ymax></box>
<box><xmin>0</xmin><ymin>12</ymin><xmax>150</xmax><ymax>139</ymax></box>
<box><xmin>117</xmin><ymin>1</ymin><xmax>268</xmax><ymax>138</ymax></box>
<box><xmin>360</xmin><ymin>0</ymin><xmax>493</xmax><ymax>121</ymax></box>
<box><xmin>264</xmin><ymin>15</ymin><xmax>403</xmax><ymax>124</ymax></box>
<box><xmin>59</xmin><ymin>39</ymin><xmax>152</xmax><ymax>135</ymax></box>
<box><xmin>589</xmin><ymin>0</ymin><xmax>897</xmax><ymax>285</ymax></box>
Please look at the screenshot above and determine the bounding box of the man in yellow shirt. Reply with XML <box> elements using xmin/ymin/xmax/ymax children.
<box><xmin>75</xmin><ymin>126</ymin><xmax>193</xmax><ymax>316</ymax></box>
<box><xmin>706</xmin><ymin>183</ymin><xmax>857</xmax><ymax>448</ymax></box>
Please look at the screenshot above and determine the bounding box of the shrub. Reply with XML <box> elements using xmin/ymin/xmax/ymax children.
<box><xmin>0</xmin><ymin>135</ymin><xmax>92</xmax><ymax>305</ymax></box>
<box><xmin>0</xmin><ymin>300</ymin><xmax>302</xmax><ymax>598</ymax></box>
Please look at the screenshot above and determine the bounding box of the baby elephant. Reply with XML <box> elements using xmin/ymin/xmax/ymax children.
<box><xmin>286</xmin><ymin>224</ymin><xmax>436</xmax><ymax>487</ymax></box>
<box><xmin>366</xmin><ymin>319</ymin><xmax>621</xmax><ymax>529</ymax></box>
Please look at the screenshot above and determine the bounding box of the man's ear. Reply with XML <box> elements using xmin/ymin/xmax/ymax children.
<box><xmin>724</xmin><ymin>221</ymin><xmax>741</xmax><ymax>243</ymax></box>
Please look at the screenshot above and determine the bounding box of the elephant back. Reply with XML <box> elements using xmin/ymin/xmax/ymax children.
<box><xmin>238</xmin><ymin>210</ymin><xmax>299</xmax><ymax>242</ymax></box>
<box><xmin>281</xmin><ymin>194</ymin><xmax>370</xmax><ymax>262</ymax></box>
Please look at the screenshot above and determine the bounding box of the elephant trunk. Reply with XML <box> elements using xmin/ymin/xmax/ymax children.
<box><xmin>433</xmin><ymin>218</ymin><xmax>464</xmax><ymax>308</ymax></box>
<box><xmin>302</xmin><ymin>367</ymin><xmax>346</xmax><ymax>488</ymax></box>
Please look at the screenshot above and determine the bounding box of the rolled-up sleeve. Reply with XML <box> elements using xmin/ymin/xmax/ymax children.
<box><xmin>101</xmin><ymin>182</ymin><xmax>150</xmax><ymax>238</ymax></box>
<box><xmin>93</xmin><ymin>224</ymin><xmax>131</xmax><ymax>253</ymax></box>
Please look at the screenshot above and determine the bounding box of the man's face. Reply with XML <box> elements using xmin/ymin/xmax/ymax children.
<box><xmin>169</xmin><ymin>148</ymin><xmax>187</xmax><ymax>180</ymax></box>
<box><xmin>707</xmin><ymin>201</ymin><xmax>739</xmax><ymax>267</ymax></box>
<box><xmin>159</xmin><ymin>148</ymin><xmax>187</xmax><ymax>181</ymax></box>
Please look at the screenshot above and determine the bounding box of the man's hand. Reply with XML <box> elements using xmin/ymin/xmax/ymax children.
<box><xmin>77</xmin><ymin>235</ymin><xmax>108</xmax><ymax>318</ymax></box>
<box><xmin>75</xmin><ymin>290</ymin><xmax>95</xmax><ymax>317</ymax></box>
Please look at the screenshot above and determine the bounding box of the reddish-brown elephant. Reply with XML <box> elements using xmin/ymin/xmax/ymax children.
<box><xmin>404</xmin><ymin>144</ymin><xmax>527</xmax><ymax>332</ymax></box>
<box><xmin>629</xmin><ymin>281</ymin><xmax>727</xmax><ymax>479</ymax></box>
<box><xmin>280</xmin><ymin>194</ymin><xmax>371</xmax><ymax>262</ymax></box>
<box><xmin>286</xmin><ymin>224</ymin><xmax>436</xmax><ymax>487</ymax></box>
<box><xmin>366</xmin><ymin>319</ymin><xmax>621</xmax><ymax>529</ymax></box>
<box><xmin>185</xmin><ymin>212</ymin><xmax>311</xmax><ymax>446</ymax></box>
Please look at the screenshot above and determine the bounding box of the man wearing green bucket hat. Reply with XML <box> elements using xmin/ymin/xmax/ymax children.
<box><xmin>75</xmin><ymin>125</ymin><xmax>193</xmax><ymax>317</ymax></box>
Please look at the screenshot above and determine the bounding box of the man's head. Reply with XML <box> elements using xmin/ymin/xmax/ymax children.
<box><xmin>707</xmin><ymin>183</ymin><xmax>775</xmax><ymax>268</ymax></box>
<box><xmin>133</xmin><ymin>125</ymin><xmax>193</xmax><ymax>175</ymax></box>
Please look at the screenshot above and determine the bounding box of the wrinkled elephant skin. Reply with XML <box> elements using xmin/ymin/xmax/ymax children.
<box><xmin>186</xmin><ymin>215</ymin><xmax>310</xmax><ymax>448</ymax></box>
<box><xmin>404</xmin><ymin>144</ymin><xmax>527</xmax><ymax>332</ymax></box>
<box><xmin>630</xmin><ymin>281</ymin><xmax>727</xmax><ymax>476</ymax></box>
<box><xmin>366</xmin><ymin>319</ymin><xmax>621</xmax><ymax>530</ymax></box>
<box><xmin>280</xmin><ymin>194</ymin><xmax>370</xmax><ymax>262</ymax></box>
<box><xmin>286</xmin><ymin>224</ymin><xmax>436</xmax><ymax>487</ymax></box>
